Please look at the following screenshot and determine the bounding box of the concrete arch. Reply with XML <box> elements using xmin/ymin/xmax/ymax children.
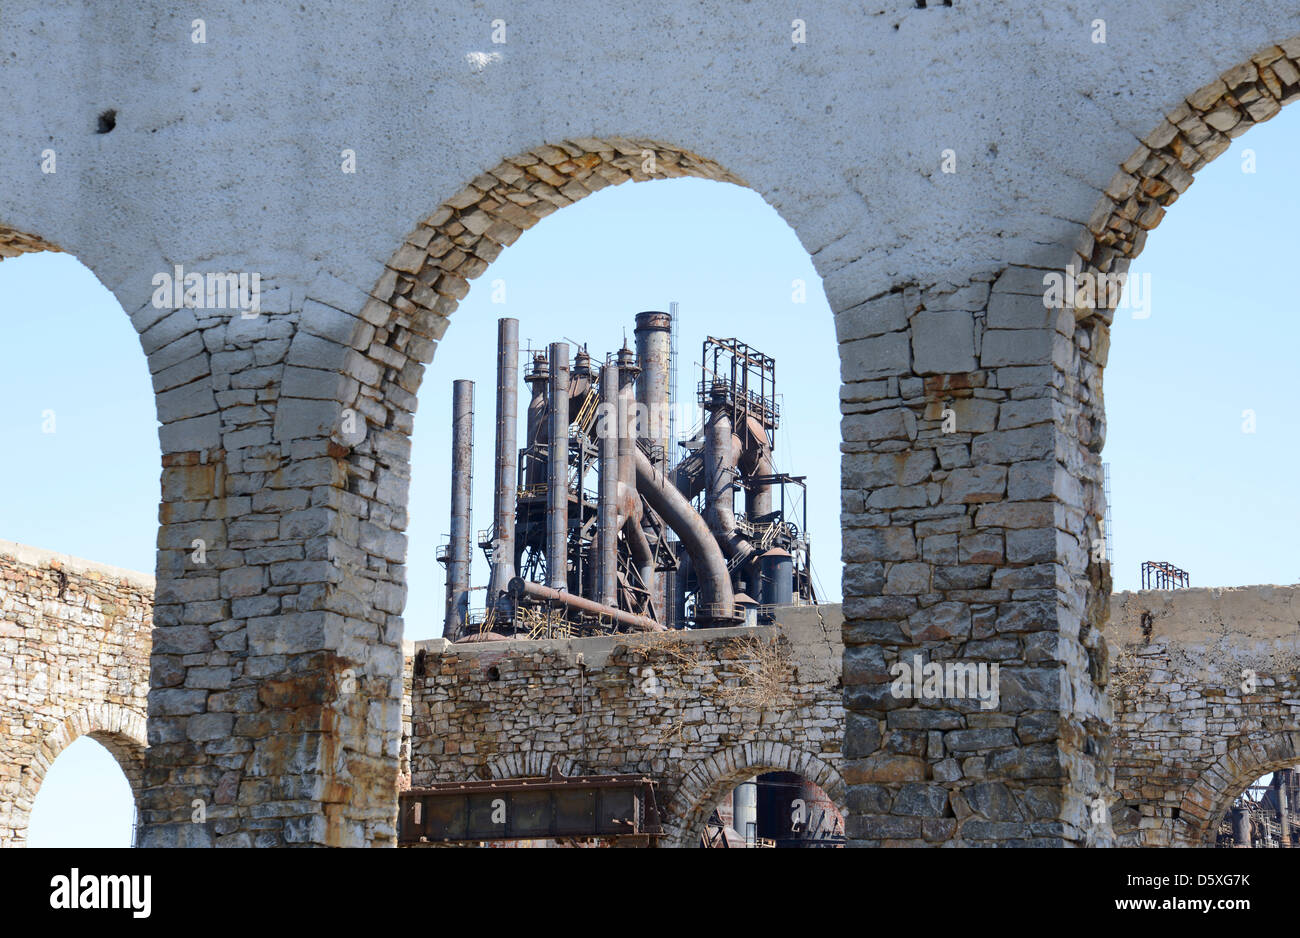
<box><xmin>661</xmin><ymin>741</ymin><xmax>846</xmax><ymax>849</ymax></box>
<box><xmin>1175</xmin><ymin>733</ymin><xmax>1300</xmax><ymax>847</ymax></box>
<box><xmin>8</xmin><ymin>703</ymin><xmax>147</xmax><ymax>847</ymax></box>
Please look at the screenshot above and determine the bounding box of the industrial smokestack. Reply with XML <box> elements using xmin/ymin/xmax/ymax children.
<box><xmin>597</xmin><ymin>360</ymin><xmax>619</xmax><ymax>606</ymax></box>
<box><xmin>635</xmin><ymin>310</ymin><xmax>672</xmax><ymax>621</ymax></box>
<box><xmin>546</xmin><ymin>342</ymin><xmax>570</xmax><ymax>591</ymax></box>
<box><xmin>634</xmin><ymin>311</ymin><xmax>672</xmax><ymax>468</ymax></box>
<box><xmin>487</xmin><ymin>318</ymin><xmax>519</xmax><ymax>608</ymax></box>
<box><xmin>444</xmin><ymin>379</ymin><xmax>474</xmax><ymax>639</ymax></box>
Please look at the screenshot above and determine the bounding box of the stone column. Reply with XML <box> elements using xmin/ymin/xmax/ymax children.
<box><xmin>838</xmin><ymin>267</ymin><xmax>1112</xmax><ymax>846</ymax></box>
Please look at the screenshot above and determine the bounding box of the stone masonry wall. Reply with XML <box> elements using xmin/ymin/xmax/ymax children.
<box><xmin>1106</xmin><ymin>586</ymin><xmax>1300</xmax><ymax>846</ymax></box>
<box><xmin>409</xmin><ymin>606</ymin><xmax>845</xmax><ymax>847</ymax></box>
<box><xmin>0</xmin><ymin>541</ymin><xmax>152</xmax><ymax>846</ymax></box>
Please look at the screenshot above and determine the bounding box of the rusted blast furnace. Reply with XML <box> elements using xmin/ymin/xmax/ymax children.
<box><xmin>440</xmin><ymin>310</ymin><xmax>816</xmax><ymax>640</ymax></box>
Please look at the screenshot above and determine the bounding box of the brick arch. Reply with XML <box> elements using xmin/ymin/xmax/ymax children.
<box><xmin>661</xmin><ymin>741</ymin><xmax>845</xmax><ymax>849</ymax></box>
<box><xmin>1071</xmin><ymin>36</ymin><xmax>1300</xmax><ymax>318</ymax></box>
<box><xmin>1174</xmin><ymin>733</ymin><xmax>1300</xmax><ymax>847</ymax></box>
<box><xmin>9</xmin><ymin>703</ymin><xmax>146</xmax><ymax>847</ymax></box>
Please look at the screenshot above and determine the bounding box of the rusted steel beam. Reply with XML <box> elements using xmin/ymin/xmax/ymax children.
<box><xmin>399</xmin><ymin>771</ymin><xmax>662</xmax><ymax>844</ymax></box>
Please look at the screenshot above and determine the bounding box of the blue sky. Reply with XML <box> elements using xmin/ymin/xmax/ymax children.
<box><xmin>6</xmin><ymin>109</ymin><xmax>1299</xmax><ymax>845</ymax></box>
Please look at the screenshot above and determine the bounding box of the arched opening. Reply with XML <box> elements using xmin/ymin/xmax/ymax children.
<box><xmin>663</xmin><ymin>742</ymin><xmax>846</xmax><ymax>848</ymax></box>
<box><xmin>350</xmin><ymin>138</ymin><xmax>840</xmax><ymax>642</ymax></box>
<box><xmin>703</xmin><ymin>772</ymin><xmax>845</xmax><ymax>848</ymax></box>
<box><xmin>402</xmin><ymin>172</ymin><xmax>841</xmax><ymax>640</ymax></box>
<box><xmin>0</xmin><ymin>237</ymin><xmax>157</xmax><ymax>848</ymax></box>
<box><xmin>10</xmin><ymin>704</ymin><xmax>146</xmax><ymax>848</ymax></box>
<box><xmin>378</xmin><ymin>141</ymin><xmax>845</xmax><ymax>848</ymax></box>
<box><xmin>1211</xmin><ymin>765</ymin><xmax>1299</xmax><ymax>848</ymax></box>
<box><xmin>27</xmin><ymin>737</ymin><xmax>139</xmax><ymax>848</ymax></box>
<box><xmin>1070</xmin><ymin>38</ymin><xmax>1300</xmax><ymax>850</ymax></box>
<box><xmin>1101</xmin><ymin>89</ymin><xmax>1300</xmax><ymax>591</ymax></box>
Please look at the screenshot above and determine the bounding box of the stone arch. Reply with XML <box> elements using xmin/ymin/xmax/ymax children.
<box><xmin>0</xmin><ymin>225</ymin><xmax>60</xmax><ymax>260</ymax></box>
<box><xmin>1174</xmin><ymin>733</ymin><xmax>1300</xmax><ymax>847</ymax></box>
<box><xmin>9</xmin><ymin>703</ymin><xmax>147</xmax><ymax>847</ymax></box>
<box><xmin>661</xmin><ymin>741</ymin><xmax>845</xmax><ymax>849</ymax></box>
<box><xmin>1071</xmin><ymin>37</ymin><xmax>1300</xmax><ymax>315</ymax></box>
<box><xmin>339</xmin><ymin>137</ymin><xmax>753</xmax><ymax>503</ymax></box>
<box><xmin>473</xmin><ymin>752</ymin><xmax>582</xmax><ymax>782</ymax></box>
<box><xmin>1048</xmin><ymin>39</ymin><xmax>1300</xmax><ymax>846</ymax></box>
<box><xmin>297</xmin><ymin>138</ymin><xmax>820</xmax><ymax>844</ymax></box>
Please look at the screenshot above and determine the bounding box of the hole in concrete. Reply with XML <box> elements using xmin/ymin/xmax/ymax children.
<box><xmin>486</xmin><ymin>665</ymin><xmax>501</xmax><ymax>682</ymax></box>
<box><xmin>96</xmin><ymin>110</ymin><xmax>116</xmax><ymax>134</ymax></box>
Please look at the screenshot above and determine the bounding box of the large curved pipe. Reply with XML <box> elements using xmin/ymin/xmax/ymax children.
<box><xmin>508</xmin><ymin>578</ymin><xmax>663</xmax><ymax>632</ymax></box>
<box><xmin>633</xmin><ymin>446</ymin><xmax>735</xmax><ymax>622</ymax></box>
<box><xmin>705</xmin><ymin>412</ymin><xmax>756</xmax><ymax>570</ymax></box>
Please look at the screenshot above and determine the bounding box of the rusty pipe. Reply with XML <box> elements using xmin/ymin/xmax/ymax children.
<box><xmin>508</xmin><ymin>577</ymin><xmax>663</xmax><ymax>632</ymax></box>
<box><xmin>705</xmin><ymin>410</ymin><xmax>756</xmax><ymax>569</ymax></box>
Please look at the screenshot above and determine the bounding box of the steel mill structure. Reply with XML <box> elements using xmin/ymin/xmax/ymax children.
<box><xmin>438</xmin><ymin>311</ymin><xmax>816</xmax><ymax>641</ymax></box>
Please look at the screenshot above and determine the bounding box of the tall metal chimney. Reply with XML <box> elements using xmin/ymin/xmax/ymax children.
<box><xmin>634</xmin><ymin>311</ymin><xmax>673</xmax><ymax>469</ymax></box>
<box><xmin>444</xmin><ymin>379</ymin><xmax>474</xmax><ymax>639</ymax></box>
<box><xmin>546</xmin><ymin>342</ymin><xmax>570</xmax><ymax>591</ymax></box>
<box><xmin>487</xmin><ymin>318</ymin><xmax>519</xmax><ymax>608</ymax></box>
<box><xmin>635</xmin><ymin>311</ymin><xmax>672</xmax><ymax>622</ymax></box>
<box><xmin>596</xmin><ymin>360</ymin><xmax>619</xmax><ymax>607</ymax></box>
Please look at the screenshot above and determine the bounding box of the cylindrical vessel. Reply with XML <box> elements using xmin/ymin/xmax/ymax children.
<box><xmin>444</xmin><ymin>379</ymin><xmax>474</xmax><ymax>639</ymax></box>
<box><xmin>487</xmin><ymin>318</ymin><xmax>519</xmax><ymax>607</ymax></box>
<box><xmin>760</xmin><ymin>548</ymin><xmax>794</xmax><ymax>609</ymax></box>
<box><xmin>1230</xmin><ymin>806</ymin><xmax>1251</xmax><ymax>846</ymax></box>
<box><xmin>597</xmin><ymin>361</ymin><xmax>620</xmax><ymax>606</ymax></box>
<box><xmin>524</xmin><ymin>353</ymin><xmax>549</xmax><ymax>486</ymax></box>
<box><xmin>546</xmin><ymin>342</ymin><xmax>570</xmax><ymax>590</ymax></box>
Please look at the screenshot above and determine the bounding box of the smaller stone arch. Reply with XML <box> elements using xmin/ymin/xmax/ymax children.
<box><xmin>1175</xmin><ymin>732</ymin><xmax>1300</xmax><ymax>846</ymax></box>
<box><xmin>7</xmin><ymin>703</ymin><xmax>147</xmax><ymax>847</ymax></box>
<box><xmin>662</xmin><ymin>741</ymin><xmax>846</xmax><ymax>849</ymax></box>
<box><xmin>473</xmin><ymin>751</ymin><xmax>582</xmax><ymax>781</ymax></box>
